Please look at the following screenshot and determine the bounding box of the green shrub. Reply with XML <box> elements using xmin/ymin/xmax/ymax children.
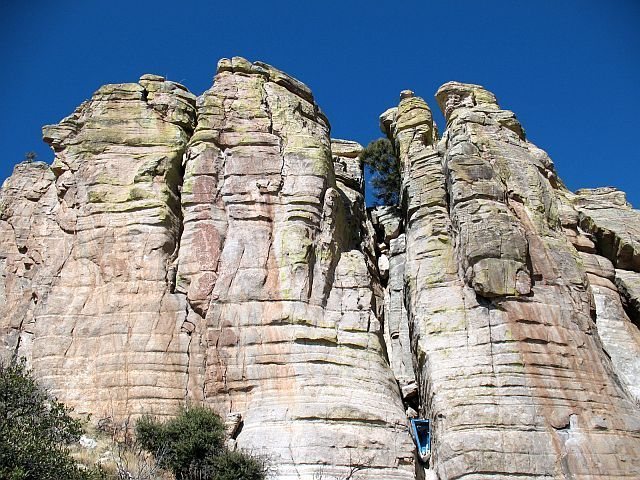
<box><xmin>210</xmin><ymin>450</ymin><xmax>267</xmax><ymax>480</ymax></box>
<box><xmin>135</xmin><ymin>407</ymin><xmax>266</xmax><ymax>480</ymax></box>
<box><xmin>0</xmin><ymin>357</ymin><xmax>103</xmax><ymax>480</ymax></box>
<box><xmin>359</xmin><ymin>138</ymin><xmax>401</xmax><ymax>206</ymax></box>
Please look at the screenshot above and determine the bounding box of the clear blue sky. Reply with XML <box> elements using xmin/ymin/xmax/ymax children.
<box><xmin>1</xmin><ymin>1</ymin><xmax>638</xmax><ymax>206</ymax></box>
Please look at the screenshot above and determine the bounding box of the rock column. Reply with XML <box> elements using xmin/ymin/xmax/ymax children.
<box><xmin>1</xmin><ymin>76</ymin><xmax>197</xmax><ymax>419</ymax></box>
<box><xmin>177</xmin><ymin>58</ymin><xmax>416</xmax><ymax>480</ymax></box>
<box><xmin>381</xmin><ymin>84</ymin><xmax>640</xmax><ymax>478</ymax></box>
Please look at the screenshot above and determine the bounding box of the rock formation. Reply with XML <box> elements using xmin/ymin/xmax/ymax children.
<box><xmin>2</xmin><ymin>58</ymin><xmax>640</xmax><ymax>479</ymax></box>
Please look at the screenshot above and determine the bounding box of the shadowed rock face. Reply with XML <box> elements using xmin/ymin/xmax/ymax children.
<box><xmin>2</xmin><ymin>61</ymin><xmax>640</xmax><ymax>479</ymax></box>
<box><xmin>574</xmin><ymin>187</ymin><xmax>640</xmax><ymax>271</ymax></box>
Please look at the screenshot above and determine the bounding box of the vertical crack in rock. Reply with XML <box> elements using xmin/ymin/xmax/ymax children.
<box><xmin>380</xmin><ymin>90</ymin><xmax>456</xmax><ymax>477</ymax></box>
<box><xmin>370</xmin><ymin>207</ymin><xmax>418</xmax><ymax>411</ymax></box>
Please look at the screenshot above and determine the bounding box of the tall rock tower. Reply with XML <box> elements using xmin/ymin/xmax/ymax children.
<box><xmin>376</xmin><ymin>83</ymin><xmax>640</xmax><ymax>478</ymax></box>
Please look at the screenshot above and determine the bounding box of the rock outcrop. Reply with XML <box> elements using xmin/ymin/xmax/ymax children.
<box><xmin>2</xmin><ymin>58</ymin><xmax>640</xmax><ymax>479</ymax></box>
<box><xmin>2</xmin><ymin>76</ymin><xmax>196</xmax><ymax>419</ymax></box>
<box><xmin>376</xmin><ymin>83</ymin><xmax>640</xmax><ymax>479</ymax></box>
<box><xmin>175</xmin><ymin>58</ymin><xmax>415</xmax><ymax>478</ymax></box>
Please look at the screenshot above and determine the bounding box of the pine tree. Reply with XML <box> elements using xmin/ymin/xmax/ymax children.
<box><xmin>0</xmin><ymin>357</ymin><xmax>103</xmax><ymax>480</ymax></box>
<box><xmin>359</xmin><ymin>138</ymin><xmax>400</xmax><ymax>205</ymax></box>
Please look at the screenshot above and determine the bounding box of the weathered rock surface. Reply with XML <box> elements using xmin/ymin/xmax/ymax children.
<box><xmin>584</xmin><ymin>253</ymin><xmax>640</xmax><ymax>402</ymax></box>
<box><xmin>176</xmin><ymin>57</ymin><xmax>415</xmax><ymax>479</ymax></box>
<box><xmin>379</xmin><ymin>84</ymin><xmax>640</xmax><ymax>478</ymax></box>
<box><xmin>575</xmin><ymin>187</ymin><xmax>640</xmax><ymax>271</ymax></box>
<box><xmin>2</xmin><ymin>76</ymin><xmax>196</xmax><ymax>419</ymax></box>
<box><xmin>331</xmin><ymin>138</ymin><xmax>368</xmax><ymax>251</ymax></box>
<box><xmin>2</xmin><ymin>61</ymin><xmax>640</xmax><ymax>479</ymax></box>
<box><xmin>0</xmin><ymin>162</ymin><xmax>69</xmax><ymax>360</ymax></box>
<box><xmin>617</xmin><ymin>269</ymin><xmax>640</xmax><ymax>321</ymax></box>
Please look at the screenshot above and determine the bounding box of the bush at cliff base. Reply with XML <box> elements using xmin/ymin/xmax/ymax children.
<box><xmin>0</xmin><ymin>357</ymin><xmax>103</xmax><ymax>480</ymax></box>
<box><xmin>135</xmin><ymin>406</ymin><xmax>267</xmax><ymax>480</ymax></box>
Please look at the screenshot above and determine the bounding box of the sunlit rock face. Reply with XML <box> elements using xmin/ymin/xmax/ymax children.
<box><xmin>377</xmin><ymin>82</ymin><xmax>640</xmax><ymax>479</ymax></box>
<box><xmin>1</xmin><ymin>59</ymin><xmax>416</xmax><ymax>480</ymax></box>
<box><xmin>1</xmin><ymin>76</ymin><xmax>196</xmax><ymax>419</ymax></box>
<box><xmin>2</xmin><ymin>59</ymin><xmax>640</xmax><ymax>479</ymax></box>
<box><xmin>176</xmin><ymin>58</ymin><xmax>416</xmax><ymax>479</ymax></box>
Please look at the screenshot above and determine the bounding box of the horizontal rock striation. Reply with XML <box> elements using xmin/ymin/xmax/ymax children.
<box><xmin>2</xmin><ymin>59</ymin><xmax>640</xmax><ymax>479</ymax></box>
<box><xmin>2</xmin><ymin>76</ymin><xmax>197</xmax><ymax>419</ymax></box>
<box><xmin>176</xmin><ymin>57</ymin><xmax>415</xmax><ymax>479</ymax></box>
<box><xmin>379</xmin><ymin>84</ymin><xmax>640</xmax><ymax>478</ymax></box>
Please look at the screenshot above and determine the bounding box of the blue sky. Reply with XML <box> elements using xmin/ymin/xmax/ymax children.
<box><xmin>1</xmin><ymin>1</ymin><xmax>638</xmax><ymax>206</ymax></box>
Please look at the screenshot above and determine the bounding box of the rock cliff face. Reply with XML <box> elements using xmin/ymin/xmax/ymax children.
<box><xmin>2</xmin><ymin>58</ymin><xmax>640</xmax><ymax>479</ymax></box>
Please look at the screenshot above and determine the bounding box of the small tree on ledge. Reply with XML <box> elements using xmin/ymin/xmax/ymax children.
<box><xmin>23</xmin><ymin>152</ymin><xmax>38</xmax><ymax>163</ymax></box>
